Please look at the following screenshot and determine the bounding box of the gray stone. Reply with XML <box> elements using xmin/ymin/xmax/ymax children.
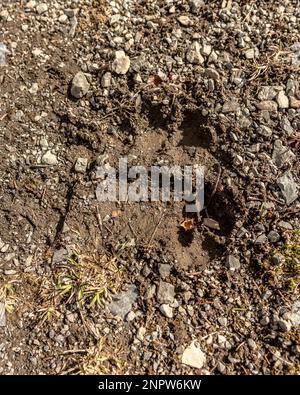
<box><xmin>277</xmin><ymin>171</ymin><xmax>298</xmax><ymax>205</ymax></box>
<box><xmin>203</xmin><ymin>218</ymin><xmax>220</xmax><ymax>230</ymax></box>
<box><xmin>159</xmin><ymin>304</ymin><xmax>173</xmax><ymax>318</ymax></box>
<box><xmin>257</xmin><ymin>86</ymin><xmax>278</xmax><ymax>101</ymax></box>
<box><xmin>268</xmin><ymin>231</ymin><xmax>280</xmax><ymax>243</ymax></box>
<box><xmin>258</xmin><ymin>125</ymin><xmax>272</xmax><ymax>138</ymax></box>
<box><xmin>277</xmin><ymin>221</ymin><xmax>293</xmax><ymax>230</ymax></box>
<box><xmin>108</xmin><ymin>285</ymin><xmax>138</xmax><ymax>319</ymax></box>
<box><xmin>70</xmin><ymin>72</ymin><xmax>90</xmax><ymax>99</ymax></box>
<box><xmin>158</xmin><ymin>264</ymin><xmax>171</xmax><ymax>278</ymax></box>
<box><xmin>272</xmin><ymin>140</ymin><xmax>295</xmax><ymax>168</ymax></box>
<box><xmin>52</xmin><ymin>248</ymin><xmax>68</xmax><ymax>265</ymax></box>
<box><xmin>182</xmin><ymin>341</ymin><xmax>206</xmax><ymax>369</ymax></box>
<box><xmin>189</xmin><ymin>0</ymin><xmax>204</xmax><ymax>13</ymax></box>
<box><xmin>112</xmin><ymin>50</ymin><xmax>130</xmax><ymax>74</ymax></box>
<box><xmin>157</xmin><ymin>281</ymin><xmax>175</xmax><ymax>304</ymax></box>
<box><xmin>255</xmin><ymin>234</ymin><xmax>268</xmax><ymax>244</ymax></box>
<box><xmin>226</xmin><ymin>255</ymin><xmax>240</xmax><ymax>271</ymax></box>
<box><xmin>41</xmin><ymin>151</ymin><xmax>58</xmax><ymax>165</ymax></box>
<box><xmin>272</xmin><ymin>253</ymin><xmax>284</xmax><ymax>265</ymax></box>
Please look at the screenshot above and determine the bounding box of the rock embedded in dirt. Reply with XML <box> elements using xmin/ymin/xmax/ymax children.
<box><xmin>186</xmin><ymin>41</ymin><xmax>204</xmax><ymax>64</ymax></box>
<box><xmin>108</xmin><ymin>285</ymin><xmax>138</xmax><ymax>319</ymax></box>
<box><xmin>277</xmin><ymin>319</ymin><xmax>292</xmax><ymax>332</ymax></box>
<box><xmin>177</xmin><ymin>15</ymin><xmax>191</xmax><ymax>26</ymax></box>
<box><xmin>52</xmin><ymin>248</ymin><xmax>68</xmax><ymax>265</ymax></box>
<box><xmin>158</xmin><ymin>264</ymin><xmax>171</xmax><ymax>278</ymax></box>
<box><xmin>226</xmin><ymin>255</ymin><xmax>240</xmax><ymax>271</ymax></box>
<box><xmin>112</xmin><ymin>50</ymin><xmax>130</xmax><ymax>75</ymax></box>
<box><xmin>74</xmin><ymin>157</ymin><xmax>88</xmax><ymax>173</ymax></box>
<box><xmin>203</xmin><ymin>218</ymin><xmax>220</xmax><ymax>230</ymax></box>
<box><xmin>159</xmin><ymin>304</ymin><xmax>173</xmax><ymax>318</ymax></box>
<box><xmin>277</xmin><ymin>171</ymin><xmax>298</xmax><ymax>205</ymax></box>
<box><xmin>276</xmin><ymin>91</ymin><xmax>289</xmax><ymax>109</ymax></box>
<box><xmin>182</xmin><ymin>341</ymin><xmax>206</xmax><ymax>369</ymax></box>
<box><xmin>101</xmin><ymin>72</ymin><xmax>112</xmax><ymax>88</ymax></box>
<box><xmin>41</xmin><ymin>151</ymin><xmax>58</xmax><ymax>165</ymax></box>
<box><xmin>272</xmin><ymin>140</ymin><xmax>295</xmax><ymax>168</ymax></box>
<box><xmin>36</xmin><ymin>3</ymin><xmax>48</xmax><ymax>15</ymax></box>
<box><xmin>157</xmin><ymin>281</ymin><xmax>175</xmax><ymax>304</ymax></box>
<box><xmin>70</xmin><ymin>72</ymin><xmax>90</xmax><ymax>99</ymax></box>
<box><xmin>268</xmin><ymin>231</ymin><xmax>280</xmax><ymax>243</ymax></box>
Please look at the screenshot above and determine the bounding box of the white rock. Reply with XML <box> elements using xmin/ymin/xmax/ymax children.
<box><xmin>0</xmin><ymin>303</ymin><xmax>6</xmax><ymax>327</ymax></box>
<box><xmin>177</xmin><ymin>15</ymin><xmax>191</xmax><ymax>26</ymax></box>
<box><xmin>182</xmin><ymin>341</ymin><xmax>206</xmax><ymax>369</ymax></box>
<box><xmin>42</xmin><ymin>151</ymin><xmax>58</xmax><ymax>165</ymax></box>
<box><xmin>70</xmin><ymin>71</ymin><xmax>90</xmax><ymax>99</ymax></box>
<box><xmin>101</xmin><ymin>72</ymin><xmax>112</xmax><ymax>88</ymax></box>
<box><xmin>74</xmin><ymin>158</ymin><xmax>88</xmax><ymax>173</ymax></box>
<box><xmin>201</xmin><ymin>43</ymin><xmax>212</xmax><ymax>56</ymax></box>
<box><xmin>36</xmin><ymin>3</ymin><xmax>48</xmax><ymax>14</ymax></box>
<box><xmin>186</xmin><ymin>41</ymin><xmax>204</xmax><ymax>64</ymax></box>
<box><xmin>58</xmin><ymin>14</ymin><xmax>68</xmax><ymax>23</ymax></box>
<box><xmin>112</xmin><ymin>50</ymin><xmax>130</xmax><ymax>75</ymax></box>
<box><xmin>159</xmin><ymin>304</ymin><xmax>173</xmax><ymax>318</ymax></box>
<box><xmin>26</xmin><ymin>0</ymin><xmax>36</xmax><ymax>9</ymax></box>
<box><xmin>276</xmin><ymin>91</ymin><xmax>289</xmax><ymax>109</ymax></box>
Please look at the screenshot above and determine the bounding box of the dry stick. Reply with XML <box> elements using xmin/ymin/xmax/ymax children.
<box><xmin>206</xmin><ymin>164</ymin><xmax>222</xmax><ymax>208</ymax></box>
<box><xmin>128</xmin><ymin>219</ymin><xmax>138</xmax><ymax>239</ymax></box>
<box><xmin>147</xmin><ymin>212</ymin><xmax>165</xmax><ymax>248</ymax></box>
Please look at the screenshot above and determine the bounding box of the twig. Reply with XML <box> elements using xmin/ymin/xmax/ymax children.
<box><xmin>206</xmin><ymin>164</ymin><xmax>222</xmax><ymax>208</ymax></box>
<box><xmin>128</xmin><ymin>219</ymin><xmax>138</xmax><ymax>239</ymax></box>
<box><xmin>147</xmin><ymin>211</ymin><xmax>165</xmax><ymax>248</ymax></box>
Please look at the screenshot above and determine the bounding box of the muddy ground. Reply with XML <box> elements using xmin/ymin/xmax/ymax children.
<box><xmin>0</xmin><ymin>0</ymin><xmax>299</xmax><ymax>375</ymax></box>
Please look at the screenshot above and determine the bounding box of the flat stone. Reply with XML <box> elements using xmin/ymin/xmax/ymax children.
<box><xmin>182</xmin><ymin>341</ymin><xmax>206</xmax><ymax>369</ymax></box>
<box><xmin>257</xmin><ymin>86</ymin><xmax>278</xmax><ymax>101</ymax></box>
<box><xmin>52</xmin><ymin>248</ymin><xmax>68</xmax><ymax>265</ymax></box>
<box><xmin>272</xmin><ymin>140</ymin><xmax>295</xmax><ymax>168</ymax></box>
<box><xmin>277</xmin><ymin>171</ymin><xmax>298</xmax><ymax>205</ymax></box>
<box><xmin>70</xmin><ymin>72</ymin><xmax>90</xmax><ymax>99</ymax></box>
<box><xmin>177</xmin><ymin>15</ymin><xmax>191</xmax><ymax>26</ymax></box>
<box><xmin>258</xmin><ymin>125</ymin><xmax>273</xmax><ymax>137</ymax></box>
<box><xmin>257</xmin><ymin>101</ymin><xmax>278</xmax><ymax>111</ymax></box>
<box><xmin>108</xmin><ymin>285</ymin><xmax>138</xmax><ymax>319</ymax></box>
<box><xmin>203</xmin><ymin>218</ymin><xmax>220</xmax><ymax>230</ymax></box>
<box><xmin>112</xmin><ymin>50</ymin><xmax>130</xmax><ymax>75</ymax></box>
<box><xmin>157</xmin><ymin>281</ymin><xmax>175</xmax><ymax>304</ymax></box>
<box><xmin>158</xmin><ymin>264</ymin><xmax>171</xmax><ymax>278</ymax></box>
<box><xmin>226</xmin><ymin>255</ymin><xmax>241</xmax><ymax>271</ymax></box>
<box><xmin>41</xmin><ymin>151</ymin><xmax>58</xmax><ymax>165</ymax></box>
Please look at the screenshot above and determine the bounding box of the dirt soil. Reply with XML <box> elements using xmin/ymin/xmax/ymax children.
<box><xmin>0</xmin><ymin>0</ymin><xmax>299</xmax><ymax>375</ymax></box>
